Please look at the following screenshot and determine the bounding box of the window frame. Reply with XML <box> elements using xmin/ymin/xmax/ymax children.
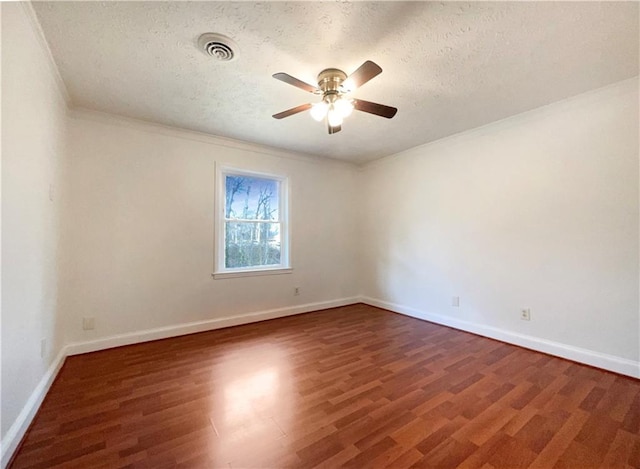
<box><xmin>213</xmin><ymin>165</ymin><xmax>291</xmax><ymax>279</ymax></box>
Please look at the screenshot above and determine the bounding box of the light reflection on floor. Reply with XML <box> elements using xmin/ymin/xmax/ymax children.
<box><xmin>207</xmin><ymin>342</ymin><xmax>294</xmax><ymax>466</ymax></box>
<box><xmin>224</xmin><ymin>368</ymin><xmax>279</xmax><ymax>423</ymax></box>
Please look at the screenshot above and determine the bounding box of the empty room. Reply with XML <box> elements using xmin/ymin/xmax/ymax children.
<box><xmin>1</xmin><ymin>1</ymin><xmax>639</xmax><ymax>468</ymax></box>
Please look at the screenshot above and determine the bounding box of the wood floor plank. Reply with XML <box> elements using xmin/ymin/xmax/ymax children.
<box><xmin>9</xmin><ymin>304</ymin><xmax>640</xmax><ymax>468</ymax></box>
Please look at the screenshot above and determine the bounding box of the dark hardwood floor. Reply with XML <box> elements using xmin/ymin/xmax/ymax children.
<box><xmin>10</xmin><ymin>304</ymin><xmax>640</xmax><ymax>468</ymax></box>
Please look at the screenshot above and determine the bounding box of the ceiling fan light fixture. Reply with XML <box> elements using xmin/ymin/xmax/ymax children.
<box><xmin>335</xmin><ymin>98</ymin><xmax>354</xmax><ymax>118</ymax></box>
<box><xmin>327</xmin><ymin>105</ymin><xmax>344</xmax><ymax>127</ymax></box>
<box><xmin>310</xmin><ymin>102</ymin><xmax>328</xmax><ymax>121</ymax></box>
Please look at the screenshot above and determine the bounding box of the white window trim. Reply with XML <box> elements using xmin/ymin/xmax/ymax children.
<box><xmin>213</xmin><ymin>165</ymin><xmax>291</xmax><ymax>279</ymax></box>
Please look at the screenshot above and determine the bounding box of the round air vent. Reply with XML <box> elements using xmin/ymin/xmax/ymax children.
<box><xmin>197</xmin><ymin>33</ymin><xmax>238</xmax><ymax>62</ymax></box>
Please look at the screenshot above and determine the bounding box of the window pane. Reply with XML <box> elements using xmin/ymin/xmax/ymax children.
<box><xmin>225</xmin><ymin>175</ymin><xmax>279</xmax><ymax>220</ymax></box>
<box><xmin>225</xmin><ymin>222</ymin><xmax>281</xmax><ymax>268</ymax></box>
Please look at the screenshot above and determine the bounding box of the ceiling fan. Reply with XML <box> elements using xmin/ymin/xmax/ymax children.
<box><xmin>272</xmin><ymin>60</ymin><xmax>397</xmax><ymax>134</ymax></box>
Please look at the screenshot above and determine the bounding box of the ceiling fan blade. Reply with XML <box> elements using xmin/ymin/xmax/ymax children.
<box><xmin>344</xmin><ymin>61</ymin><xmax>382</xmax><ymax>90</ymax></box>
<box><xmin>273</xmin><ymin>73</ymin><xmax>320</xmax><ymax>94</ymax></box>
<box><xmin>272</xmin><ymin>103</ymin><xmax>312</xmax><ymax>119</ymax></box>
<box><xmin>353</xmin><ymin>99</ymin><xmax>397</xmax><ymax>119</ymax></box>
<box><xmin>328</xmin><ymin>123</ymin><xmax>342</xmax><ymax>134</ymax></box>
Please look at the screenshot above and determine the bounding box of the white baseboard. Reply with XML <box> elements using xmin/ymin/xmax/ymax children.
<box><xmin>1</xmin><ymin>347</ymin><xmax>67</xmax><ymax>469</ymax></box>
<box><xmin>361</xmin><ymin>296</ymin><xmax>640</xmax><ymax>379</ymax></box>
<box><xmin>65</xmin><ymin>297</ymin><xmax>360</xmax><ymax>356</ymax></box>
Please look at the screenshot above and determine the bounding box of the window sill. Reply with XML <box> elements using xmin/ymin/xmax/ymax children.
<box><xmin>212</xmin><ymin>267</ymin><xmax>293</xmax><ymax>280</ymax></box>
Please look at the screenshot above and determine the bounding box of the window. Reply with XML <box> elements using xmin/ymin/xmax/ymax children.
<box><xmin>214</xmin><ymin>167</ymin><xmax>290</xmax><ymax>278</ymax></box>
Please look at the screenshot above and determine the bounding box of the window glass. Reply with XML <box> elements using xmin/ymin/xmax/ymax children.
<box><xmin>215</xmin><ymin>169</ymin><xmax>290</xmax><ymax>277</ymax></box>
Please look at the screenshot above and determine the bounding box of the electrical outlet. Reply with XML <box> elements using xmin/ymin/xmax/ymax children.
<box><xmin>40</xmin><ymin>338</ymin><xmax>47</xmax><ymax>358</ymax></box>
<box><xmin>83</xmin><ymin>317</ymin><xmax>95</xmax><ymax>330</ymax></box>
<box><xmin>452</xmin><ymin>296</ymin><xmax>460</xmax><ymax>307</ymax></box>
<box><xmin>521</xmin><ymin>309</ymin><xmax>531</xmax><ymax>321</ymax></box>
<box><xmin>294</xmin><ymin>287</ymin><xmax>300</xmax><ymax>296</ymax></box>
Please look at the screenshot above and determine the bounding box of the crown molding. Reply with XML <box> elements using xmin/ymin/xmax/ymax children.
<box><xmin>363</xmin><ymin>75</ymin><xmax>639</xmax><ymax>170</ymax></box>
<box><xmin>68</xmin><ymin>107</ymin><xmax>358</xmax><ymax>169</ymax></box>
<box><xmin>20</xmin><ymin>1</ymin><xmax>71</xmax><ymax>105</ymax></box>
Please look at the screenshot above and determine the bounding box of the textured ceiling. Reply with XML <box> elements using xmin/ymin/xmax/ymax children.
<box><xmin>33</xmin><ymin>1</ymin><xmax>639</xmax><ymax>163</ymax></box>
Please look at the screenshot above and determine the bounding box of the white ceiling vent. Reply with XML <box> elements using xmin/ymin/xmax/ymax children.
<box><xmin>198</xmin><ymin>33</ymin><xmax>238</xmax><ymax>62</ymax></box>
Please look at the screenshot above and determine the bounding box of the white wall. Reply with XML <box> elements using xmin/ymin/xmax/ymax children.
<box><xmin>62</xmin><ymin>111</ymin><xmax>360</xmax><ymax>345</ymax></box>
<box><xmin>1</xmin><ymin>0</ymin><xmax>68</xmax><ymax>455</ymax></box>
<box><xmin>361</xmin><ymin>78</ymin><xmax>639</xmax><ymax>374</ymax></box>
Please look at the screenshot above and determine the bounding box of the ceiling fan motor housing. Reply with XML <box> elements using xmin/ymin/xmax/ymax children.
<box><xmin>317</xmin><ymin>68</ymin><xmax>347</xmax><ymax>93</ymax></box>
